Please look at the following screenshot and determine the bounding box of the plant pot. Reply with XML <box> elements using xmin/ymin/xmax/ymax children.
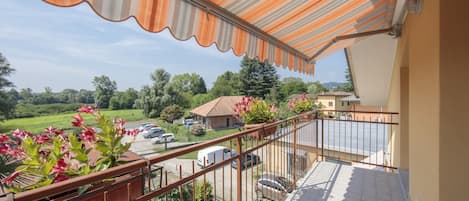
<box><xmin>299</xmin><ymin>113</ymin><xmax>314</xmax><ymax>122</ymax></box>
<box><xmin>244</xmin><ymin>122</ymin><xmax>277</xmax><ymax>139</ymax></box>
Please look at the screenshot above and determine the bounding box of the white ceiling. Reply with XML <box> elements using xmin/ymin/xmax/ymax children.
<box><xmin>346</xmin><ymin>33</ymin><xmax>398</xmax><ymax>106</ymax></box>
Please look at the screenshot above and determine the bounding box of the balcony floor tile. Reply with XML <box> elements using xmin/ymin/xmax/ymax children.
<box><xmin>287</xmin><ymin>161</ymin><xmax>405</xmax><ymax>201</ymax></box>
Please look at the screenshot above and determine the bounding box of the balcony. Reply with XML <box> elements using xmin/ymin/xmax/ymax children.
<box><xmin>2</xmin><ymin>110</ymin><xmax>403</xmax><ymax>201</ymax></box>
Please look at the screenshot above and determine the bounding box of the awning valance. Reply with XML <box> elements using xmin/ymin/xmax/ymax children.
<box><xmin>43</xmin><ymin>0</ymin><xmax>396</xmax><ymax>75</ymax></box>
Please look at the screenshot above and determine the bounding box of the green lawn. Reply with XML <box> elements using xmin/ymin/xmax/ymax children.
<box><xmin>0</xmin><ymin>109</ymin><xmax>148</xmax><ymax>134</ymax></box>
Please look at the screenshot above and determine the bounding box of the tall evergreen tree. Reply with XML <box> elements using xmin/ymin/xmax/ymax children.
<box><xmin>210</xmin><ymin>71</ymin><xmax>241</xmax><ymax>97</ymax></box>
<box><xmin>0</xmin><ymin>53</ymin><xmax>16</xmax><ymax>121</ymax></box>
<box><xmin>337</xmin><ymin>69</ymin><xmax>354</xmax><ymax>92</ymax></box>
<box><xmin>239</xmin><ymin>56</ymin><xmax>279</xmax><ymax>99</ymax></box>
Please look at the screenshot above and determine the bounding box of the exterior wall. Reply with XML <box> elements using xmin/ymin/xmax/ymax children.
<box><xmin>335</xmin><ymin>97</ymin><xmax>352</xmax><ymax>111</ymax></box>
<box><xmin>386</xmin><ymin>1</ymin><xmax>441</xmax><ymax>200</ymax></box>
<box><xmin>350</xmin><ymin>105</ymin><xmax>387</xmax><ymax>121</ymax></box>
<box><xmin>316</xmin><ymin>96</ymin><xmax>336</xmax><ymax>110</ymax></box>
<box><xmin>439</xmin><ymin>1</ymin><xmax>469</xmax><ymax>201</ymax></box>
<box><xmin>316</xmin><ymin>96</ymin><xmax>351</xmax><ymax>116</ymax></box>
<box><xmin>207</xmin><ymin>116</ymin><xmax>237</xmax><ymax>130</ymax></box>
<box><xmin>267</xmin><ymin>144</ymin><xmax>316</xmax><ymax>178</ymax></box>
<box><xmin>406</xmin><ymin>1</ymin><xmax>440</xmax><ymax>200</ymax></box>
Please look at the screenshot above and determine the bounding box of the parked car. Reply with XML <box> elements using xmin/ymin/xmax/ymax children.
<box><xmin>184</xmin><ymin>119</ymin><xmax>200</xmax><ymax>128</ymax></box>
<box><xmin>143</xmin><ymin>127</ymin><xmax>165</xmax><ymax>139</ymax></box>
<box><xmin>139</xmin><ymin>123</ymin><xmax>156</xmax><ymax>132</ymax></box>
<box><xmin>231</xmin><ymin>153</ymin><xmax>261</xmax><ymax>169</ymax></box>
<box><xmin>151</xmin><ymin>133</ymin><xmax>176</xmax><ymax>144</ymax></box>
<box><xmin>256</xmin><ymin>173</ymin><xmax>293</xmax><ymax>201</ymax></box>
<box><xmin>197</xmin><ymin>146</ymin><xmax>234</xmax><ymax>168</ymax></box>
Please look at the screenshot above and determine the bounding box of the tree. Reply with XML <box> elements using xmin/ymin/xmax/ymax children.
<box><xmin>92</xmin><ymin>75</ymin><xmax>117</xmax><ymax>108</ymax></box>
<box><xmin>169</xmin><ymin>73</ymin><xmax>207</xmax><ymax>95</ymax></box>
<box><xmin>109</xmin><ymin>88</ymin><xmax>138</xmax><ymax>110</ymax></box>
<box><xmin>278</xmin><ymin>77</ymin><xmax>307</xmax><ymax>101</ymax></box>
<box><xmin>191</xmin><ymin>93</ymin><xmax>215</xmax><ymax>108</ymax></box>
<box><xmin>239</xmin><ymin>56</ymin><xmax>279</xmax><ymax>98</ymax></box>
<box><xmin>337</xmin><ymin>69</ymin><xmax>354</xmax><ymax>92</ymax></box>
<box><xmin>136</xmin><ymin>69</ymin><xmax>171</xmax><ymax>118</ymax></box>
<box><xmin>160</xmin><ymin>104</ymin><xmax>184</xmax><ymax>123</ymax></box>
<box><xmin>307</xmin><ymin>81</ymin><xmax>329</xmax><ymax>95</ymax></box>
<box><xmin>210</xmin><ymin>71</ymin><xmax>241</xmax><ymax>97</ymax></box>
<box><xmin>0</xmin><ymin>53</ymin><xmax>16</xmax><ymax>121</ymax></box>
<box><xmin>78</xmin><ymin>89</ymin><xmax>95</xmax><ymax>104</ymax></box>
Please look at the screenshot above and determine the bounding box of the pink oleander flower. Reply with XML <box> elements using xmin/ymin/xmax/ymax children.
<box><xmin>117</xmin><ymin>119</ymin><xmax>125</xmax><ymax>128</ymax></box>
<box><xmin>34</xmin><ymin>134</ymin><xmax>51</xmax><ymax>144</ymax></box>
<box><xmin>0</xmin><ymin>144</ymin><xmax>9</xmax><ymax>154</ymax></box>
<box><xmin>0</xmin><ymin>134</ymin><xmax>9</xmax><ymax>143</ymax></box>
<box><xmin>78</xmin><ymin>105</ymin><xmax>96</xmax><ymax>114</ymax></box>
<box><xmin>126</xmin><ymin>128</ymin><xmax>139</xmax><ymax>137</ymax></box>
<box><xmin>53</xmin><ymin>173</ymin><xmax>69</xmax><ymax>183</ymax></box>
<box><xmin>12</xmin><ymin>129</ymin><xmax>31</xmax><ymax>139</ymax></box>
<box><xmin>71</xmin><ymin>114</ymin><xmax>84</xmax><ymax>127</ymax></box>
<box><xmin>2</xmin><ymin>171</ymin><xmax>20</xmax><ymax>185</ymax></box>
<box><xmin>54</xmin><ymin>128</ymin><xmax>64</xmax><ymax>136</ymax></box>
<box><xmin>51</xmin><ymin>158</ymin><xmax>67</xmax><ymax>174</ymax></box>
<box><xmin>80</xmin><ymin>127</ymin><xmax>96</xmax><ymax>142</ymax></box>
<box><xmin>45</xmin><ymin>126</ymin><xmax>56</xmax><ymax>134</ymax></box>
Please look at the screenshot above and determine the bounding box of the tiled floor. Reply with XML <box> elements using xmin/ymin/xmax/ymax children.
<box><xmin>287</xmin><ymin>161</ymin><xmax>405</xmax><ymax>201</ymax></box>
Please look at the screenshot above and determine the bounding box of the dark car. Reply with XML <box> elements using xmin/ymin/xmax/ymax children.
<box><xmin>143</xmin><ymin>127</ymin><xmax>165</xmax><ymax>139</ymax></box>
<box><xmin>256</xmin><ymin>173</ymin><xmax>293</xmax><ymax>201</ymax></box>
<box><xmin>231</xmin><ymin>153</ymin><xmax>261</xmax><ymax>169</ymax></box>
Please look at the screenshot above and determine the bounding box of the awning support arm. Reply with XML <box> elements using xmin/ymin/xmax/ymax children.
<box><xmin>309</xmin><ymin>27</ymin><xmax>395</xmax><ymax>62</ymax></box>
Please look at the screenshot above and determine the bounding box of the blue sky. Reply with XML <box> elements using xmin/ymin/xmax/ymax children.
<box><xmin>0</xmin><ymin>1</ymin><xmax>348</xmax><ymax>92</ymax></box>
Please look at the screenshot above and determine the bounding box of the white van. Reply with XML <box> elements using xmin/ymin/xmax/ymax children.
<box><xmin>197</xmin><ymin>146</ymin><xmax>233</xmax><ymax>168</ymax></box>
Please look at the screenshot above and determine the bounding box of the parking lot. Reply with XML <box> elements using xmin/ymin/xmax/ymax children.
<box><xmin>121</xmin><ymin>121</ymin><xmax>277</xmax><ymax>201</ymax></box>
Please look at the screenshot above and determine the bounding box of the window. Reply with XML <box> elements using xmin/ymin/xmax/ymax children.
<box><xmin>226</xmin><ymin>118</ymin><xmax>230</xmax><ymax>127</ymax></box>
<box><xmin>341</xmin><ymin>101</ymin><xmax>344</xmax><ymax>106</ymax></box>
<box><xmin>328</xmin><ymin>101</ymin><xmax>333</xmax><ymax>107</ymax></box>
<box><xmin>347</xmin><ymin>101</ymin><xmax>350</xmax><ymax>106</ymax></box>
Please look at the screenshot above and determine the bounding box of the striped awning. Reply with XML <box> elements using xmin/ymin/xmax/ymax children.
<box><xmin>43</xmin><ymin>0</ymin><xmax>397</xmax><ymax>75</ymax></box>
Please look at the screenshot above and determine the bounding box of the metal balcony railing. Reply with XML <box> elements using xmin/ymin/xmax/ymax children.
<box><xmin>3</xmin><ymin>110</ymin><xmax>398</xmax><ymax>201</ymax></box>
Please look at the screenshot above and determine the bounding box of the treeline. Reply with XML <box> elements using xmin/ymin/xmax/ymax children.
<box><xmin>0</xmin><ymin>52</ymin><xmax>352</xmax><ymax>122</ymax></box>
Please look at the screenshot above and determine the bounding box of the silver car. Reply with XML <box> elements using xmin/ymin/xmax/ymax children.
<box><xmin>256</xmin><ymin>173</ymin><xmax>293</xmax><ymax>201</ymax></box>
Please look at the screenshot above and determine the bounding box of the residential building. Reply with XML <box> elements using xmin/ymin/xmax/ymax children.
<box><xmin>190</xmin><ymin>96</ymin><xmax>243</xmax><ymax>130</ymax></box>
<box><xmin>315</xmin><ymin>91</ymin><xmax>353</xmax><ymax>111</ymax></box>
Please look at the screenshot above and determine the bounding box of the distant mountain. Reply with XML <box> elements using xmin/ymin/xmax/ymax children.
<box><xmin>322</xmin><ymin>82</ymin><xmax>345</xmax><ymax>89</ymax></box>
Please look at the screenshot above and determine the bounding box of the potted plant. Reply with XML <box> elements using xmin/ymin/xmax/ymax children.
<box><xmin>233</xmin><ymin>97</ymin><xmax>279</xmax><ymax>138</ymax></box>
<box><xmin>289</xmin><ymin>93</ymin><xmax>317</xmax><ymax>122</ymax></box>
<box><xmin>0</xmin><ymin>106</ymin><xmax>142</xmax><ymax>200</ymax></box>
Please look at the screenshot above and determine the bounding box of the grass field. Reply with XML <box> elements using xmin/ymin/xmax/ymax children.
<box><xmin>0</xmin><ymin>109</ymin><xmax>148</xmax><ymax>134</ymax></box>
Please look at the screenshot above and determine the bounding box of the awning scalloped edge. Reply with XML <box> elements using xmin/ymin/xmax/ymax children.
<box><xmin>43</xmin><ymin>0</ymin><xmax>315</xmax><ymax>75</ymax></box>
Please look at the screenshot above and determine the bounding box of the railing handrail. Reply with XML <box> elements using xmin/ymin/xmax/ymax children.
<box><xmin>319</xmin><ymin>109</ymin><xmax>399</xmax><ymax>115</ymax></box>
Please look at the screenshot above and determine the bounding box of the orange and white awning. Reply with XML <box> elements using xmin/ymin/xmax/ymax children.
<box><xmin>43</xmin><ymin>0</ymin><xmax>397</xmax><ymax>75</ymax></box>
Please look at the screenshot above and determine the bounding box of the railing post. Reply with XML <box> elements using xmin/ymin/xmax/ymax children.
<box><xmin>293</xmin><ymin>118</ymin><xmax>297</xmax><ymax>189</ymax></box>
<box><xmin>236</xmin><ymin>136</ymin><xmax>242</xmax><ymax>201</ymax></box>
<box><xmin>321</xmin><ymin>111</ymin><xmax>324</xmax><ymax>161</ymax></box>
<box><xmin>315</xmin><ymin>112</ymin><xmax>319</xmax><ymax>162</ymax></box>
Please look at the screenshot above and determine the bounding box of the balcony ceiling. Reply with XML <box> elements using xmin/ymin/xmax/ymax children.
<box><xmin>43</xmin><ymin>0</ymin><xmax>398</xmax><ymax>76</ymax></box>
<box><xmin>346</xmin><ymin>33</ymin><xmax>398</xmax><ymax>106</ymax></box>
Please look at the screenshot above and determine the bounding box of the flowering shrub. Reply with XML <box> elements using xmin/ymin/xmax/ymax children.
<box><xmin>289</xmin><ymin>93</ymin><xmax>317</xmax><ymax>114</ymax></box>
<box><xmin>0</xmin><ymin>106</ymin><xmax>138</xmax><ymax>193</ymax></box>
<box><xmin>233</xmin><ymin>96</ymin><xmax>278</xmax><ymax>124</ymax></box>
